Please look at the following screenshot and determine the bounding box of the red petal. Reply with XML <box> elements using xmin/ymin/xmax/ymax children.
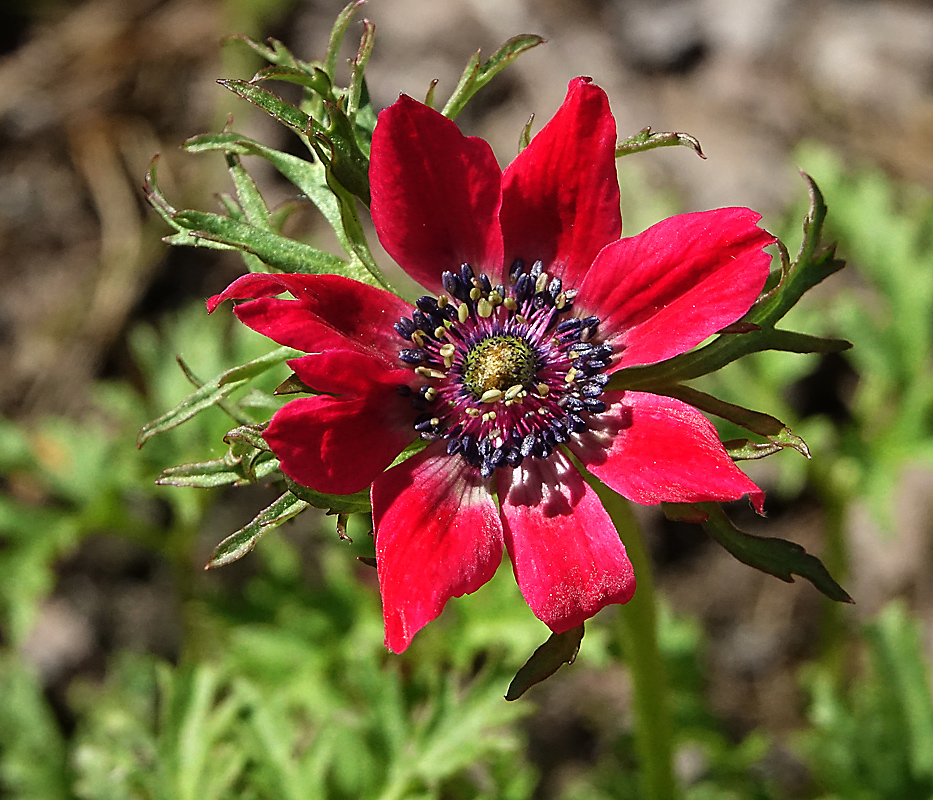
<box><xmin>570</xmin><ymin>391</ymin><xmax>765</xmax><ymax>512</ymax></box>
<box><xmin>579</xmin><ymin>208</ymin><xmax>775</xmax><ymax>368</ymax></box>
<box><xmin>264</xmin><ymin>390</ymin><xmax>413</xmax><ymax>495</ymax></box>
<box><xmin>370</xmin><ymin>95</ymin><xmax>504</xmax><ymax>294</ymax></box>
<box><xmin>373</xmin><ymin>447</ymin><xmax>503</xmax><ymax>653</ymax></box>
<box><xmin>498</xmin><ymin>450</ymin><xmax>635</xmax><ymax>633</ymax></box>
<box><xmin>287</xmin><ymin>349</ymin><xmax>413</xmax><ymax>397</ymax></box>
<box><xmin>208</xmin><ymin>273</ymin><xmax>412</xmax><ymax>361</ymax></box>
<box><xmin>500</xmin><ymin>78</ymin><xmax>621</xmax><ymax>289</ymax></box>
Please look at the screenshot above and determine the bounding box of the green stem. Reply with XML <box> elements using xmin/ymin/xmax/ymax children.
<box><xmin>599</xmin><ymin>487</ymin><xmax>678</xmax><ymax>800</ymax></box>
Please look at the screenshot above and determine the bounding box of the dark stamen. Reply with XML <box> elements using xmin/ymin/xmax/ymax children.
<box><xmin>394</xmin><ymin>318</ymin><xmax>416</xmax><ymax>339</ymax></box>
<box><xmin>399</xmin><ymin>348</ymin><xmax>426</xmax><ymax>364</ymax></box>
<box><xmin>416</xmin><ymin>296</ymin><xmax>439</xmax><ymax>314</ymax></box>
<box><xmin>567</xmin><ymin>413</ymin><xmax>587</xmax><ymax>432</ymax></box>
<box><xmin>514</xmin><ymin>274</ymin><xmax>533</xmax><ymax>304</ymax></box>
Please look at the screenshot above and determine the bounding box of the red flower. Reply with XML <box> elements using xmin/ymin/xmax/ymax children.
<box><xmin>209</xmin><ymin>78</ymin><xmax>774</xmax><ymax>653</ymax></box>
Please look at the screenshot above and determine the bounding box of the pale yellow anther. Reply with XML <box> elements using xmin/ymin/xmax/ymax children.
<box><xmin>480</xmin><ymin>388</ymin><xmax>504</xmax><ymax>404</ymax></box>
<box><xmin>555</xmin><ymin>292</ymin><xmax>567</xmax><ymax>309</ymax></box>
<box><xmin>488</xmin><ymin>291</ymin><xmax>503</xmax><ymax>306</ymax></box>
<box><xmin>516</xmin><ymin>314</ymin><xmax>528</xmax><ymax>325</ymax></box>
<box><xmin>503</xmin><ymin>297</ymin><xmax>518</xmax><ymax>311</ymax></box>
<box><xmin>434</xmin><ymin>326</ymin><xmax>447</xmax><ymax>339</ymax></box>
<box><xmin>436</xmin><ymin>295</ymin><xmax>449</xmax><ymax>309</ymax></box>
<box><xmin>535</xmin><ymin>273</ymin><xmax>549</xmax><ymax>293</ymax></box>
<box><xmin>477</xmin><ymin>298</ymin><xmax>493</xmax><ymax>318</ymax></box>
<box><xmin>424</xmin><ymin>387</ymin><xmax>438</xmax><ymax>401</ymax></box>
<box><xmin>466</xmin><ymin>407</ymin><xmax>481</xmax><ymax>417</ymax></box>
<box><xmin>458</xmin><ymin>304</ymin><xmax>470</xmax><ymax>323</ymax></box>
<box><xmin>469</xmin><ymin>287</ymin><xmax>481</xmax><ymax>301</ymax></box>
<box><xmin>565</xmin><ymin>368</ymin><xmax>578</xmax><ymax>384</ymax></box>
<box><xmin>536</xmin><ymin>383</ymin><xmax>550</xmax><ymax>396</ymax></box>
<box><xmin>415</xmin><ymin>367</ymin><xmax>446</xmax><ymax>380</ymax></box>
<box><xmin>504</xmin><ymin>384</ymin><xmax>525</xmax><ymax>401</ymax></box>
<box><xmin>439</xmin><ymin>343</ymin><xmax>456</xmax><ymax>358</ymax></box>
<box><xmin>411</xmin><ymin>331</ymin><xmax>425</xmax><ymax>348</ymax></box>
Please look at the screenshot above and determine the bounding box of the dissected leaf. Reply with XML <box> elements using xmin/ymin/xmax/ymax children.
<box><xmin>696</xmin><ymin>503</ymin><xmax>853</xmax><ymax>603</ymax></box>
<box><xmin>723</xmin><ymin>439</ymin><xmax>784</xmax><ymax>461</ymax></box>
<box><xmin>219</xmin><ymin>79</ymin><xmax>316</xmax><ymax>139</ymax></box>
<box><xmin>183</xmin><ymin>132</ymin><xmax>377</xmax><ymax>281</ymax></box>
<box><xmin>324</xmin><ymin>0</ymin><xmax>366</xmax><ymax>82</ymax></box>
<box><xmin>225</xmin><ymin>153</ymin><xmax>273</xmax><ymax>231</ymax></box>
<box><xmin>157</xmin><ymin>452</ymin><xmax>280</xmax><ymax>489</ymax></box>
<box><xmin>172</xmin><ymin>210</ymin><xmax>351</xmax><ymax>275</ymax></box>
<box><xmin>660</xmin><ymin>383</ymin><xmax>810</xmax><ymax>458</ymax></box>
<box><xmin>206</xmin><ymin>492</ymin><xmax>309</xmax><ymax>568</ymax></box>
<box><xmin>505</xmin><ymin>625</ymin><xmax>584</xmax><ymax>701</ymax></box>
<box><xmin>137</xmin><ymin>347</ymin><xmax>299</xmax><ymax>447</ymax></box>
<box><xmin>442</xmin><ymin>35</ymin><xmax>545</xmax><ymax>120</ymax></box>
<box><xmin>615</xmin><ymin>126</ymin><xmax>705</xmax><ymax>159</ymax></box>
<box><xmin>284</xmin><ymin>477</ymin><xmax>372</xmax><ymax>515</ymax></box>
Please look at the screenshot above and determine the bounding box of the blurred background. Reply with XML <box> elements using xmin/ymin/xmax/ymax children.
<box><xmin>1</xmin><ymin>0</ymin><xmax>932</xmax><ymax>798</ymax></box>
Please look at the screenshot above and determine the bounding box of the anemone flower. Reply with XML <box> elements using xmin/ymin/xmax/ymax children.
<box><xmin>209</xmin><ymin>77</ymin><xmax>774</xmax><ymax>653</ymax></box>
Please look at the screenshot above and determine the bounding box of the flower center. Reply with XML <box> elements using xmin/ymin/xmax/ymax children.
<box><xmin>394</xmin><ymin>260</ymin><xmax>613</xmax><ymax>478</ymax></box>
<box><xmin>462</xmin><ymin>335</ymin><xmax>535</xmax><ymax>397</ymax></box>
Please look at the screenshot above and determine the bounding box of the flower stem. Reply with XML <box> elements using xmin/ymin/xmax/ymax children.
<box><xmin>599</xmin><ymin>487</ymin><xmax>678</xmax><ymax>800</ymax></box>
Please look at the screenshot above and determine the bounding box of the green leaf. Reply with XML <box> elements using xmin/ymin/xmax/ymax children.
<box><xmin>206</xmin><ymin>492</ymin><xmax>309</xmax><ymax>568</ymax></box>
<box><xmin>324</xmin><ymin>0</ymin><xmax>366</xmax><ymax>82</ymax></box>
<box><xmin>517</xmin><ymin>113</ymin><xmax>534</xmax><ymax>154</ymax></box>
<box><xmin>690</xmin><ymin>503</ymin><xmax>853</xmax><ymax>602</ymax></box>
<box><xmin>223</xmin><ymin>34</ymin><xmax>302</xmax><ymax>69</ymax></box>
<box><xmin>223</xmin><ymin>424</ymin><xmax>272</xmax><ymax>452</ymax></box>
<box><xmin>284</xmin><ymin>476</ymin><xmax>372</xmax><ymax>515</ymax></box>
<box><xmin>251</xmin><ymin>64</ymin><xmax>333</xmax><ymax>95</ymax></box>
<box><xmin>347</xmin><ymin>20</ymin><xmax>375</xmax><ymax>126</ymax></box>
<box><xmin>505</xmin><ymin>625</ymin><xmax>584</xmax><ymax>700</ymax></box>
<box><xmin>660</xmin><ymin>383</ymin><xmax>810</xmax><ymax>458</ymax></box>
<box><xmin>184</xmin><ymin>132</ymin><xmax>381</xmax><ymax>283</ymax></box>
<box><xmin>182</xmin><ymin>131</ymin><xmax>390</xmax><ymax>288</ymax></box>
<box><xmin>137</xmin><ymin>346</ymin><xmax>299</xmax><ymax>447</ymax></box>
<box><xmin>723</xmin><ymin>439</ymin><xmax>784</xmax><ymax>461</ymax></box>
<box><xmin>156</xmin><ymin>452</ymin><xmax>280</xmax><ymax>489</ymax></box>
<box><xmin>442</xmin><ymin>35</ymin><xmax>546</xmax><ymax>120</ymax></box>
<box><xmin>171</xmin><ymin>210</ymin><xmax>351</xmax><ymax>275</ymax></box>
<box><xmin>219</xmin><ymin>79</ymin><xmax>316</xmax><ymax>138</ymax></box>
<box><xmin>319</xmin><ymin>101</ymin><xmax>372</xmax><ymax>204</ymax></box>
<box><xmin>615</xmin><ymin>126</ymin><xmax>705</xmax><ymax>159</ymax></box>
<box><xmin>321</xmin><ymin>164</ymin><xmax>391</xmax><ymax>289</ymax></box>
<box><xmin>225</xmin><ymin>153</ymin><xmax>272</xmax><ymax>231</ymax></box>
